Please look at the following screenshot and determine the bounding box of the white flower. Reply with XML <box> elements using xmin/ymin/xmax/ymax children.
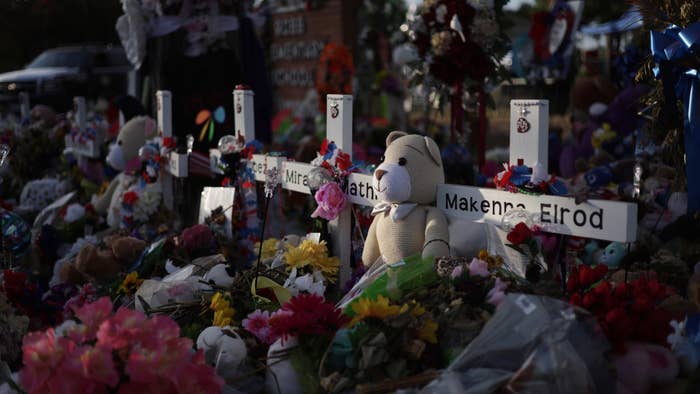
<box><xmin>132</xmin><ymin>183</ymin><xmax>162</xmax><ymax>222</ymax></box>
<box><xmin>283</xmin><ymin>268</ymin><xmax>326</xmax><ymax>296</ymax></box>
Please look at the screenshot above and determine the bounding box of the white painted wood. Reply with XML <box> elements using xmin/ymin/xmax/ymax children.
<box><xmin>156</xmin><ymin>90</ymin><xmax>175</xmax><ymax>209</ymax></box>
<box><xmin>437</xmin><ymin>184</ymin><xmax>637</xmax><ymax>242</ymax></box>
<box><xmin>156</xmin><ymin>91</ymin><xmax>173</xmax><ymax>137</ymax></box>
<box><xmin>510</xmin><ymin>100</ymin><xmax>549</xmax><ymax>173</ymax></box>
<box><xmin>280</xmin><ymin>161</ymin><xmax>314</xmax><ymax>194</ymax></box>
<box><xmin>233</xmin><ymin>88</ymin><xmax>256</xmax><ymax>143</ymax></box>
<box><xmin>326</xmin><ymin>94</ymin><xmax>353</xmax><ymax>286</ymax></box>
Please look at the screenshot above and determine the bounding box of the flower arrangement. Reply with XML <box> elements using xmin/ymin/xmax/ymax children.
<box><xmin>505</xmin><ymin>222</ymin><xmax>546</xmax><ymax>281</ymax></box>
<box><xmin>322</xmin><ymin>295</ymin><xmax>439</xmax><ymax>391</ymax></box>
<box><xmin>210</xmin><ymin>292</ymin><xmax>236</xmax><ymax>327</ymax></box>
<box><xmin>19</xmin><ymin>297</ymin><xmax>223</xmax><ymax>393</ymax></box>
<box><xmin>309</xmin><ymin>139</ymin><xmax>354</xmax><ymax>221</ymax></box>
<box><xmin>566</xmin><ymin>265</ymin><xmax>676</xmax><ymax>352</ymax></box>
<box><xmin>244</xmin><ymin>294</ymin><xmax>347</xmax><ymax>391</ymax></box>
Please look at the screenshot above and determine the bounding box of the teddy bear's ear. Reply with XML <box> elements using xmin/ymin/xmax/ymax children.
<box><xmin>386</xmin><ymin>130</ymin><xmax>407</xmax><ymax>147</ymax></box>
<box><xmin>144</xmin><ymin>117</ymin><xmax>158</xmax><ymax>139</ymax></box>
<box><xmin>424</xmin><ymin>136</ymin><xmax>442</xmax><ymax>166</ymax></box>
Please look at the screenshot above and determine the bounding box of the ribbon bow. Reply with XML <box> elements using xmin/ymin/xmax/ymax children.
<box><xmin>650</xmin><ymin>22</ymin><xmax>700</xmax><ymax>213</ymax></box>
<box><xmin>371</xmin><ymin>202</ymin><xmax>417</xmax><ymax>221</ymax></box>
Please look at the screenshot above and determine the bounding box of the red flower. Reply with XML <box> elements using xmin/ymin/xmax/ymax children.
<box><xmin>578</xmin><ymin>266</ymin><xmax>595</xmax><ymax>288</ymax></box>
<box><xmin>593</xmin><ymin>265</ymin><xmax>608</xmax><ymax>282</ymax></box>
<box><xmin>84</xmin><ymin>203</ymin><xmax>95</xmax><ymax>215</ymax></box>
<box><xmin>162</xmin><ymin>137</ymin><xmax>177</xmax><ymax>149</ymax></box>
<box><xmin>269</xmin><ymin>294</ymin><xmax>348</xmax><ymax>340</ymax></box>
<box><xmin>122</xmin><ymin>191</ymin><xmax>139</xmax><ymax>205</ymax></box>
<box><xmin>566</xmin><ymin>267</ymin><xmax>579</xmax><ymax>292</ymax></box>
<box><xmin>221</xmin><ymin>177</ymin><xmax>231</xmax><ymax>187</ymax></box>
<box><xmin>335</xmin><ymin>152</ymin><xmax>352</xmax><ymax>171</ymax></box>
<box><xmin>506</xmin><ymin>222</ymin><xmax>532</xmax><ymax>245</ymax></box>
<box><xmin>320</xmin><ymin>139</ymin><xmax>329</xmax><ymax>156</ymax></box>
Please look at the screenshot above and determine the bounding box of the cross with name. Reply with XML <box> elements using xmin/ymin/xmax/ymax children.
<box><xmin>171</xmin><ymin>92</ymin><xmax>638</xmax><ymax>286</ymax></box>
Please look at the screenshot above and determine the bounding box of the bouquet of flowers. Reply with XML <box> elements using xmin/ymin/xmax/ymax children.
<box><xmin>322</xmin><ymin>295</ymin><xmax>439</xmax><ymax>392</ymax></box>
<box><xmin>19</xmin><ymin>297</ymin><xmax>223</xmax><ymax>393</ymax></box>
<box><xmin>308</xmin><ymin>139</ymin><xmax>354</xmax><ymax>221</ymax></box>
<box><xmin>566</xmin><ymin>265</ymin><xmax>676</xmax><ymax>352</ymax></box>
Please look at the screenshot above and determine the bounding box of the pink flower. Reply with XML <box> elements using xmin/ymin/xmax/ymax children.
<box><xmin>73</xmin><ymin>297</ymin><xmax>113</xmax><ymax>340</ymax></box>
<box><xmin>96</xmin><ymin>307</ymin><xmax>147</xmax><ymax>351</ymax></box>
<box><xmin>450</xmin><ymin>265</ymin><xmax>464</xmax><ymax>279</ymax></box>
<box><xmin>486</xmin><ymin>278</ymin><xmax>509</xmax><ymax>307</ymax></box>
<box><xmin>62</xmin><ymin>345</ymin><xmax>119</xmax><ymax>388</ymax></box>
<box><xmin>172</xmin><ymin>350</ymin><xmax>225</xmax><ymax>394</ymax></box>
<box><xmin>20</xmin><ymin>329</ymin><xmax>76</xmax><ymax>393</ymax></box>
<box><xmin>243</xmin><ymin>310</ymin><xmax>273</xmax><ymax>344</ymax></box>
<box><xmin>311</xmin><ymin>182</ymin><xmax>347</xmax><ymax>220</ymax></box>
<box><xmin>468</xmin><ymin>258</ymin><xmax>490</xmax><ymax>278</ymax></box>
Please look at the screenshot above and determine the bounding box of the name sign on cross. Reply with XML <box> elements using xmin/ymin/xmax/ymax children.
<box><xmin>438</xmin><ymin>185</ymin><xmax>637</xmax><ymax>242</ymax></box>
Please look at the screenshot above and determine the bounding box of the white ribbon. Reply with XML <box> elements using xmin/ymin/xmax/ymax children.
<box><xmin>371</xmin><ymin>201</ymin><xmax>418</xmax><ymax>221</ymax></box>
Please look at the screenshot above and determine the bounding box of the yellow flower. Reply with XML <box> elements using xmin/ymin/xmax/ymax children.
<box><xmin>256</xmin><ymin>238</ymin><xmax>280</xmax><ymax>261</ymax></box>
<box><xmin>478</xmin><ymin>250</ymin><xmax>503</xmax><ymax>270</ymax></box>
<box><xmin>350</xmin><ymin>295</ymin><xmax>402</xmax><ymax>326</ymax></box>
<box><xmin>210</xmin><ymin>292</ymin><xmax>235</xmax><ymax>327</ymax></box>
<box><xmin>283</xmin><ymin>240</ymin><xmax>339</xmax><ymax>281</ymax></box>
<box><xmin>118</xmin><ymin>272</ymin><xmax>143</xmax><ymax>296</ymax></box>
<box><xmin>418</xmin><ymin>319</ymin><xmax>438</xmax><ymax>344</ymax></box>
<box><xmin>213</xmin><ymin>307</ymin><xmax>235</xmax><ymax>327</ymax></box>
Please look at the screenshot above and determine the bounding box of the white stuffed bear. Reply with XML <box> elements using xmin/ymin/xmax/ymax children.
<box><xmin>93</xmin><ymin>116</ymin><xmax>157</xmax><ymax>229</ymax></box>
<box><xmin>196</xmin><ymin>326</ymin><xmax>247</xmax><ymax>381</ymax></box>
<box><xmin>362</xmin><ymin>131</ymin><xmax>450</xmax><ymax>266</ymax></box>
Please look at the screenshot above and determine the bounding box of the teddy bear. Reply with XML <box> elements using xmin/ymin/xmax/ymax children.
<box><xmin>362</xmin><ymin>131</ymin><xmax>450</xmax><ymax>266</ymax></box>
<box><xmin>59</xmin><ymin>235</ymin><xmax>146</xmax><ymax>284</ymax></box>
<box><xmin>93</xmin><ymin>115</ymin><xmax>158</xmax><ymax>229</ymax></box>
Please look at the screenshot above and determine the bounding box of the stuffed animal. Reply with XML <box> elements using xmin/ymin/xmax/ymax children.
<box><xmin>93</xmin><ymin>116</ymin><xmax>157</xmax><ymax>229</ymax></box>
<box><xmin>196</xmin><ymin>326</ymin><xmax>247</xmax><ymax>381</ymax></box>
<box><xmin>59</xmin><ymin>236</ymin><xmax>146</xmax><ymax>284</ymax></box>
<box><xmin>597</xmin><ymin>242</ymin><xmax>626</xmax><ymax>269</ymax></box>
<box><xmin>362</xmin><ymin>131</ymin><xmax>450</xmax><ymax>266</ymax></box>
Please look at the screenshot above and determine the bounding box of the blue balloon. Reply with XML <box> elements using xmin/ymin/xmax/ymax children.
<box><xmin>0</xmin><ymin>209</ymin><xmax>30</xmax><ymax>262</ymax></box>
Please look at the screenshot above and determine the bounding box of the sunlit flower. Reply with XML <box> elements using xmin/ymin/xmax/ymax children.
<box><xmin>256</xmin><ymin>238</ymin><xmax>280</xmax><ymax>261</ymax></box>
<box><xmin>350</xmin><ymin>295</ymin><xmax>402</xmax><ymax>326</ymax></box>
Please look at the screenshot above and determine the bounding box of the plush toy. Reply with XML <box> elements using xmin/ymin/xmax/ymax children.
<box><xmin>362</xmin><ymin>131</ymin><xmax>449</xmax><ymax>266</ymax></box>
<box><xmin>196</xmin><ymin>326</ymin><xmax>247</xmax><ymax>381</ymax></box>
<box><xmin>614</xmin><ymin>342</ymin><xmax>679</xmax><ymax>394</ymax></box>
<box><xmin>597</xmin><ymin>242</ymin><xmax>626</xmax><ymax>269</ymax></box>
<box><xmin>93</xmin><ymin>116</ymin><xmax>157</xmax><ymax>229</ymax></box>
<box><xmin>59</xmin><ymin>236</ymin><xmax>146</xmax><ymax>284</ymax></box>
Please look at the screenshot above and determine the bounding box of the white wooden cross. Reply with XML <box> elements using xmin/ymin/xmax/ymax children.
<box><xmin>64</xmin><ymin>96</ymin><xmax>103</xmax><ymax>158</ymax></box>
<box><xmin>437</xmin><ymin>100</ymin><xmax>638</xmax><ymax>243</ymax></box>
<box><xmin>196</xmin><ymin>94</ymin><xmax>639</xmax><ymax>287</ymax></box>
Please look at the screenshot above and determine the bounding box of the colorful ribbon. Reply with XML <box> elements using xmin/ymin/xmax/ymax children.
<box><xmin>650</xmin><ymin>22</ymin><xmax>700</xmax><ymax>213</ymax></box>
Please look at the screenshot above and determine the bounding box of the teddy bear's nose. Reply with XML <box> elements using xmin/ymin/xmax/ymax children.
<box><xmin>375</xmin><ymin>169</ymin><xmax>387</xmax><ymax>180</ymax></box>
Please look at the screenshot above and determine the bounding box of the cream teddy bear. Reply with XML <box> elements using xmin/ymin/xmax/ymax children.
<box><xmin>362</xmin><ymin>131</ymin><xmax>450</xmax><ymax>266</ymax></box>
<box><xmin>93</xmin><ymin>116</ymin><xmax>157</xmax><ymax>229</ymax></box>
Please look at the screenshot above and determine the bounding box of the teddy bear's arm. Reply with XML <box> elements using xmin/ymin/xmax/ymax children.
<box><xmin>422</xmin><ymin>207</ymin><xmax>450</xmax><ymax>261</ymax></box>
<box><xmin>92</xmin><ymin>174</ymin><xmax>121</xmax><ymax>214</ymax></box>
<box><xmin>362</xmin><ymin>216</ymin><xmax>381</xmax><ymax>267</ymax></box>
